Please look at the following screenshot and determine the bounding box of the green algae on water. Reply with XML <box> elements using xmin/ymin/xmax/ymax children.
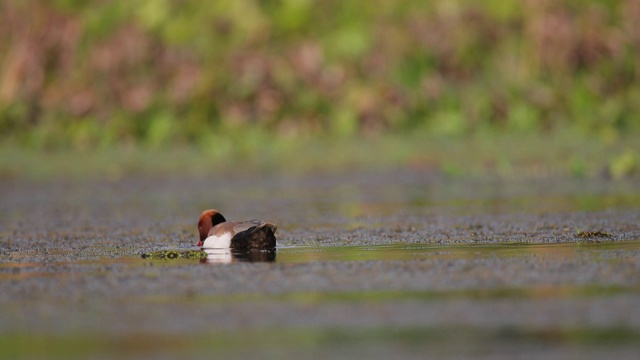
<box><xmin>140</xmin><ymin>250</ymin><xmax>207</xmax><ymax>260</ymax></box>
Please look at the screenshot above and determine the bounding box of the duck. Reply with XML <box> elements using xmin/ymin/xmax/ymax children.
<box><xmin>197</xmin><ymin>209</ymin><xmax>277</xmax><ymax>250</ymax></box>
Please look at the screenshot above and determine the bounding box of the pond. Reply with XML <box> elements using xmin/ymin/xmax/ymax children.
<box><xmin>1</xmin><ymin>171</ymin><xmax>639</xmax><ymax>359</ymax></box>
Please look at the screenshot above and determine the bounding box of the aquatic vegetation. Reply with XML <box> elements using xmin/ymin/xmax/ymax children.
<box><xmin>140</xmin><ymin>250</ymin><xmax>207</xmax><ymax>260</ymax></box>
<box><xmin>576</xmin><ymin>230</ymin><xmax>613</xmax><ymax>239</ymax></box>
<box><xmin>572</xmin><ymin>221</ymin><xmax>613</xmax><ymax>240</ymax></box>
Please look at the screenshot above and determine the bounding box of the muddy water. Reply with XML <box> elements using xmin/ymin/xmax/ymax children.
<box><xmin>1</xmin><ymin>171</ymin><xmax>640</xmax><ymax>359</ymax></box>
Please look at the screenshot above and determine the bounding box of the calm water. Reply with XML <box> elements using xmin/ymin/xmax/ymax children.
<box><xmin>275</xmin><ymin>240</ymin><xmax>640</xmax><ymax>263</ymax></box>
<box><xmin>1</xmin><ymin>174</ymin><xmax>640</xmax><ymax>359</ymax></box>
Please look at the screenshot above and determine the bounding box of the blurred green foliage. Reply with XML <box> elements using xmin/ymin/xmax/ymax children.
<box><xmin>1</xmin><ymin>0</ymin><xmax>639</xmax><ymax>150</ymax></box>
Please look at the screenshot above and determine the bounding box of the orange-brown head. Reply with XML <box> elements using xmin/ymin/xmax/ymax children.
<box><xmin>197</xmin><ymin>209</ymin><xmax>227</xmax><ymax>247</ymax></box>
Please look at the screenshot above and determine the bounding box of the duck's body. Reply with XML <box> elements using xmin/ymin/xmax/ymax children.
<box><xmin>197</xmin><ymin>209</ymin><xmax>277</xmax><ymax>250</ymax></box>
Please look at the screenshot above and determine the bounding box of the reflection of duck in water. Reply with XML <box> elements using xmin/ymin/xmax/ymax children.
<box><xmin>197</xmin><ymin>209</ymin><xmax>277</xmax><ymax>250</ymax></box>
<box><xmin>202</xmin><ymin>248</ymin><xmax>276</xmax><ymax>263</ymax></box>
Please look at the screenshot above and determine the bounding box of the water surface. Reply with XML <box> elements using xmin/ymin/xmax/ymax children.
<box><xmin>275</xmin><ymin>240</ymin><xmax>640</xmax><ymax>263</ymax></box>
<box><xmin>1</xmin><ymin>173</ymin><xmax>640</xmax><ymax>359</ymax></box>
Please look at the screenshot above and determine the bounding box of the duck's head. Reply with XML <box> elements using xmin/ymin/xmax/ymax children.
<box><xmin>197</xmin><ymin>209</ymin><xmax>227</xmax><ymax>247</ymax></box>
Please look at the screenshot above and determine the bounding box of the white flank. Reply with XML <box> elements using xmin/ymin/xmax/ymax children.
<box><xmin>202</xmin><ymin>232</ymin><xmax>232</xmax><ymax>248</ymax></box>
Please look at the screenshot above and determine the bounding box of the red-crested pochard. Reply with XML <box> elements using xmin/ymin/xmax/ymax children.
<box><xmin>197</xmin><ymin>209</ymin><xmax>277</xmax><ymax>250</ymax></box>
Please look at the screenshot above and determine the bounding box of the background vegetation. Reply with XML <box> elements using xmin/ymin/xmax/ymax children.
<box><xmin>0</xmin><ymin>0</ymin><xmax>639</xmax><ymax>177</ymax></box>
